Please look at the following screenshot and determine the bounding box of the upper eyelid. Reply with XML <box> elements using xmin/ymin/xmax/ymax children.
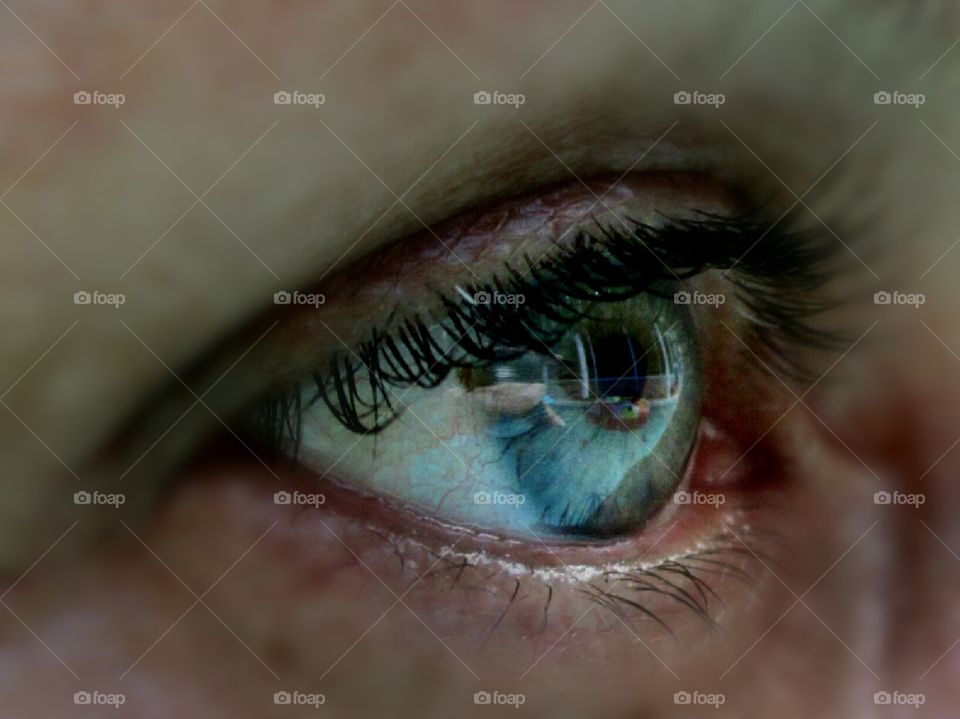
<box><xmin>156</xmin><ymin>171</ymin><xmax>804</xmax><ymax>406</ymax></box>
<box><xmin>352</xmin><ymin>209</ymin><xmax>846</xmax><ymax>371</ymax></box>
<box><xmin>82</xmin><ymin>176</ymin><xmax>702</xmax><ymax>477</ymax></box>
<box><xmin>270</xmin><ymin>197</ymin><xmax>835</xmax><ymax>382</ymax></box>
<box><xmin>104</xmin><ymin>180</ymin><xmax>846</xmax><ymax>483</ymax></box>
<box><xmin>253</xmin><ymin>210</ymin><xmax>848</xmax><ymax>449</ymax></box>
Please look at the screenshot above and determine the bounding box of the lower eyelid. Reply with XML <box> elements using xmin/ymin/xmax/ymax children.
<box><xmin>166</xmin><ymin>382</ymin><xmax>824</xmax><ymax>686</ymax></box>
<box><xmin>267</xmin><ymin>480</ymin><xmax>781</xmax><ymax>678</ymax></box>
<box><xmin>260</xmin><ymin>427</ymin><xmax>780</xmax><ymax>610</ymax></box>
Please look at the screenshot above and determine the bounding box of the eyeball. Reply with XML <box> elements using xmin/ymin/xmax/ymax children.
<box><xmin>292</xmin><ymin>295</ymin><xmax>701</xmax><ymax>540</ymax></box>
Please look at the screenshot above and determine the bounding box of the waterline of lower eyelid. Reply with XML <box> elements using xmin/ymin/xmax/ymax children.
<box><xmin>395</xmin><ymin>531</ymin><xmax>731</xmax><ymax>584</ymax></box>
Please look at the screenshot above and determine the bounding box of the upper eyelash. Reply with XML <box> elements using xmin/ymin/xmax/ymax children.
<box><xmin>254</xmin><ymin>210</ymin><xmax>849</xmax><ymax>451</ymax></box>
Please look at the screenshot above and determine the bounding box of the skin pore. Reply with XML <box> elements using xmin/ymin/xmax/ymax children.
<box><xmin>1</xmin><ymin>1</ymin><xmax>960</xmax><ymax>716</ymax></box>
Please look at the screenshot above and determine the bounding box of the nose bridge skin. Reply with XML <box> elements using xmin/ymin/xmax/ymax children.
<box><xmin>832</xmin><ymin>352</ymin><xmax>960</xmax><ymax>688</ymax></box>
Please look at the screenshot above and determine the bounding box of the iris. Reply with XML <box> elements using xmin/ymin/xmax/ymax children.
<box><xmin>460</xmin><ymin>298</ymin><xmax>700</xmax><ymax>537</ymax></box>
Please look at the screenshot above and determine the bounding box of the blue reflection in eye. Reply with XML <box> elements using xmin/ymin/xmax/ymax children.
<box><xmin>474</xmin><ymin>322</ymin><xmax>688</xmax><ymax>535</ymax></box>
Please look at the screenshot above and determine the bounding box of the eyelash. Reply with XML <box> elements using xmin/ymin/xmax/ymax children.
<box><xmin>251</xmin><ymin>210</ymin><xmax>847</xmax><ymax>454</ymax></box>
<box><xmin>418</xmin><ymin>525</ymin><xmax>781</xmax><ymax>637</ymax></box>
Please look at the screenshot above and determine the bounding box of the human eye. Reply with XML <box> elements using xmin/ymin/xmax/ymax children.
<box><xmin>248</xmin><ymin>192</ymin><xmax>842</xmax><ymax>543</ymax></box>
<box><xmin>182</xmin><ymin>169</ymin><xmax>857</xmax><ymax>684</ymax></box>
<box><xmin>264</xmin><ymin>226</ymin><xmax>703</xmax><ymax>540</ymax></box>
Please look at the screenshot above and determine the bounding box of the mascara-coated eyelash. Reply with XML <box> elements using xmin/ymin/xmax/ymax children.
<box><xmin>253</xmin><ymin>211</ymin><xmax>846</xmax><ymax>449</ymax></box>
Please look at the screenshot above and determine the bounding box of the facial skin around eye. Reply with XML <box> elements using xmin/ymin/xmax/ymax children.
<box><xmin>2</xmin><ymin>2</ymin><xmax>960</xmax><ymax>718</ymax></box>
<box><xmin>207</xmin><ymin>170</ymin><xmax>845</xmax><ymax>690</ymax></box>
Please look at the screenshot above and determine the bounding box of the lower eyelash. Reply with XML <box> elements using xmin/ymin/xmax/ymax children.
<box><xmin>406</xmin><ymin>527</ymin><xmax>781</xmax><ymax>641</ymax></box>
<box><xmin>585</xmin><ymin>546</ymin><xmax>770</xmax><ymax>637</ymax></box>
<box><xmin>586</xmin><ymin>539</ymin><xmax>775</xmax><ymax>637</ymax></box>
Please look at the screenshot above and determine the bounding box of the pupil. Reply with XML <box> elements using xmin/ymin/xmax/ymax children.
<box><xmin>583</xmin><ymin>332</ymin><xmax>648</xmax><ymax>400</ymax></box>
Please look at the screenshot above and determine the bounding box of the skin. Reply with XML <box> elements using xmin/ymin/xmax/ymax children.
<box><xmin>1</xmin><ymin>1</ymin><xmax>959</xmax><ymax>716</ymax></box>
